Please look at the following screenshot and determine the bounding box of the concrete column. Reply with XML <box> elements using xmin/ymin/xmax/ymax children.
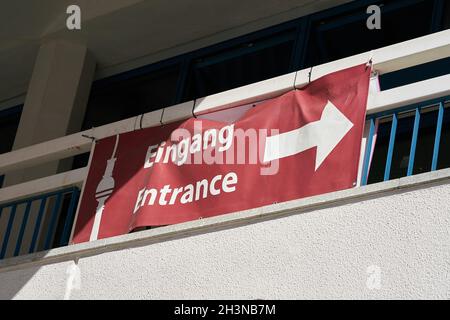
<box><xmin>0</xmin><ymin>41</ymin><xmax>96</xmax><ymax>258</ymax></box>
<box><xmin>4</xmin><ymin>40</ymin><xmax>96</xmax><ymax>186</ymax></box>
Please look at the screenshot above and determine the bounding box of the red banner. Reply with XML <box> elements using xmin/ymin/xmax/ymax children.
<box><xmin>72</xmin><ymin>65</ymin><xmax>370</xmax><ymax>243</ymax></box>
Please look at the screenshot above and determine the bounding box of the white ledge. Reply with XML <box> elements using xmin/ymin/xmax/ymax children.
<box><xmin>0</xmin><ymin>110</ymin><xmax>163</xmax><ymax>175</ymax></box>
<box><xmin>0</xmin><ymin>168</ymin><xmax>86</xmax><ymax>204</ymax></box>
<box><xmin>367</xmin><ymin>74</ymin><xmax>450</xmax><ymax>114</ymax></box>
<box><xmin>1</xmin><ymin>167</ymin><xmax>450</xmax><ymax>273</ymax></box>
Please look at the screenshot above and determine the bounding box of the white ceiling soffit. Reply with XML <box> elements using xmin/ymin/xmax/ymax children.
<box><xmin>0</xmin><ymin>0</ymin><xmax>350</xmax><ymax>106</ymax></box>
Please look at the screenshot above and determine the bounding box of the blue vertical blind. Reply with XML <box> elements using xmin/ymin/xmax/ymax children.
<box><xmin>362</xmin><ymin>96</ymin><xmax>450</xmax><ymax>185</ymax></box>
<box><xmin>0</xmin><ymin>187</ymin><xmax>80</xmax><ymax>260</ymax></box>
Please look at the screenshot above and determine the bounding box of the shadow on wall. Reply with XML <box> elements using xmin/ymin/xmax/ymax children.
<box><xmin>0</xmin><ymin>265</ymin><xmax>42</xmax><ymax>299</ymax></box>
<box><xmin>0</xmin><ymin>254</ymin><xmax>81</xmax><ymax>300</ymax></box>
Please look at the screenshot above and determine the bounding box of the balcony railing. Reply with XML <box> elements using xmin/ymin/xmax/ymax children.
<box><xmin>0</xmin><ymin>29</ymin><xmax>449</xmax><ymax>260</ymax></box>
<box><xmin>362</xmin><ymin>95</ymin><xmax>450</xmax><ymax>185</ymax></box>
<box><xmin>0</xmin><ymin>187</ymin><xmax>79</xmax><ymax>259</ymax></box>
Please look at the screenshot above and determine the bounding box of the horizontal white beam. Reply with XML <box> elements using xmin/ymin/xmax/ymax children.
<box><xmin>368</xmin><ymin>74</ymin><xmax>450</xmax><ymax>114</ymax></box>
<box><xmin>194</xmin><ymin>72</ymin><xmax>297</xmax><ymax>115</ymax></box>
<box><xmin>0</xmin><ymin>30</ymin><xmax>449</xmax><ymax>175</ymax></box>
<box><xmin>371</xmin><ymin>29</ymin><xmax>450</xmax><ymax>75</ymax></box>
<box><xmin>194</xmin><ymin>29</ymin><xmax>450</xmax><ymax>112</ymax></box>
<box><xmin>0</xmin><ymin>168</ymin><xmax>87</xmax><ymax>205</ymax></box>
<box><xmin>162</xmin><ymin>101</ymin><xmax>195</xmax><ymax>123</ymax></box>
<box><xmin>0</xmin><ymin>133</ymin><xmax>91</xmax><ymax>175</ymax></box>
<box><xmin>303</xmin><ymin>29</ymin><xmax>450</xmax><ymax>84</ymax></box>
<box><xmin>0</xmin><ymin>109</ymin><xmax>163</xmax><ymax>175</ymax></box>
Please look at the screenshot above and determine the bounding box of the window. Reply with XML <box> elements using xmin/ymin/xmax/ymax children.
<box><xmin>0</xmin><ymin>106</ymin><xmax>22</xmax><ymax>187</ymax></box>
<box><xmin>74</xmin><ymin>0</ymin><xmax>448</xmax><ymax>171</ymax></box>
<box><xmin>0</xmin><ymin>106</ymin><xmax>21</xmax><ymax>154</ymax></box>
<box><xmin>443</xmin><ymin>0</ymin><xmax>450</xmax><ymax>29</ymax></box>
<box><xmin>82</xmin><ymin>64</ymin><xmax>180</xmax><ymax>129</ymax></box>
<box><xmin>304</xmin><ymin>0</ymin><xmax>437</xmax><ymax>67</ymax></box>
<box><xmin>379</xmin><ymin>57</ymin><xmax>450</xmax><ymax>90</ymax></box>
<box><xmin>182</xmin><ymin>28</ymin><xmax>298</xmax><ymax>101</ymax></box>
<box><xmin>79</xmin><ymin>0</ymin><xmax>447</xmax><ymax>125</ymax></box>
<box><xmin>73</xmin><ymin>65</ymin><xmax>181</xmax><ymax>169</ymax></box>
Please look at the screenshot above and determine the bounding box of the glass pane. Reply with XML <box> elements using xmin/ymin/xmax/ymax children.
<box><xmin>0</xmin><ymin>107</ymin><xmax>21</xmax><ymax>154</ymax></box>
<box><xmin>74</xmin><ymin>66</ymin><xmax>180</xmax><ymax>169</ymax></box>
<box><xmin>0</xmin><ymin>107</ymin><xmax>22</xmax><ymax>187</ymax></box>
<box><xmin>380</xmin><ymin>57</ymin><xmax>450</xmax><ymax>90</ymax></box>
<box><xmin>183</xmin><ymin>30</ymin><xmax>295</xmax><ymax>101</ymax></box>
<box><xmin>82</xmin><ymin>65</ymin><xmax>180</xmax><ymax>129</ymax></box>
<box><xmin>305</xmin><ymin>0</ymin><xmax>435</xmax><ymax>66</ymax></box>
<box><xmin>443</xmin><ymin>0</ymin><xmax>450</xmax><ymax>29</ymax></box>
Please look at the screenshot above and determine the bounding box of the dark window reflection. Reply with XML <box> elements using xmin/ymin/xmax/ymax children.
<box><xmin>0</xmin><ymin>106</ymin><xmax>21</xmax><ymax>154</ymax></box>
<box><xmin>380</xmin><ymin>57</ymin><xmax>450</xmax><ymax>90</ymax></box>
<box><xmin>0</xmin><ymin>106</ymin><xmax>22</xmax><ymax>187</ymax></box>
<box><xmin>74</xmin><ymin>66</ymin><xmax>180</xmax><ymax>169</ymax></box>
<box><xmin>183</xmin><ymin>30</ymin><xmax>296</xmax><ymax>101</ymax></box>
<box><xmin>82</xmin><ymin>65</ymin><xmax>180</xmax><ymax>129</ymax></box>
<box><xmin>443</xmin><ymin>0</ymin><xmax>450</xmax><ymax>29</ymax></box>
<box><xmin>305</xmin><ymin>0</ymin><xmax>435</xmax><ymax>67</ymax></box>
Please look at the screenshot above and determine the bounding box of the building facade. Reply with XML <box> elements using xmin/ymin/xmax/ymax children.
<box><xmin>0</xmin><ymin>0</ymin><xmax>449</xmax><ymax>299</ymax></box>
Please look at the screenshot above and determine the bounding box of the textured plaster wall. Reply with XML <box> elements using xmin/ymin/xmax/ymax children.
<box><xmin>0</xmin><ymin>180</ymin><xmax>449</xmax><ymax>299</ymax></box>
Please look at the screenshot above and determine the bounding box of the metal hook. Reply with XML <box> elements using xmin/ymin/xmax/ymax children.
<box><xmin>293</xmin><ymin>70</ymin><xmax>298</xmax><ymax>90</ymax></box>
<box><xmin>81</xmin><ymin>134</ymin><xmax>95</xmax><ymax>141</ymax></box>
<box><xmin>139</xmin><ymin>113</ymin><xmax>144</xmax><ymax>130</ymax></box>
<box><xmin>308</xmin><ymin>66</ymin><xmax>313</xmax><ymax>84</ymax></box>
<box><xmin>192</xmin><ymin>99</ymin><xmax>197</xmax><ymax>119</ymax></box>
<box><xmin>365</xmin><ymin>58</ymin><xmax>373</xmax><ymax>71</ymax></box>
<box><xmin>82</xmin><ymin>128</ymin><xmax>96</xmax><ymax>142</ymax></box>
<box><xmin>159</xmin><ymin>108</ymin><xmax>165</xmax><ymax>126</ymax></box>
<box><xmin>365</xmin><ymin>51</ymin><xmax>374</xmax><ymax>71</ymax></box>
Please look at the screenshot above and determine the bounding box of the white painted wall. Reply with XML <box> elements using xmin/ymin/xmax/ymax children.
<box><xmin>0</xmin><ymin>172</ymin><xmax>449</xmax><ymax>300</ymax></box>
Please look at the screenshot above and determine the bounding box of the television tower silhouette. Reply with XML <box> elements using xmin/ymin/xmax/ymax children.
<box><xmin>90</xmin><ymin>135</ymin><xmax>119</xmax><ymax>241</ymax></box>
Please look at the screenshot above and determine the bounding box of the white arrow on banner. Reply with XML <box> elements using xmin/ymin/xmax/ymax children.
<box><xmin>263</xmin><ymin>100</ymin><xmax>354</xmax><ymax>171</ymax></box>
